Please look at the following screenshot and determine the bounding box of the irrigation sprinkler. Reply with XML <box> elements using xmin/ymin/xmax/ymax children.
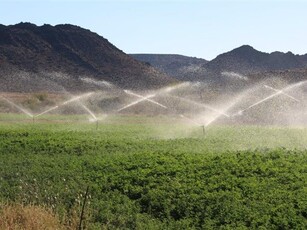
<box><xmin>235</xmin><ymin>81</ymin><xmax>306</xmax><ymax>115</ymax></box>
<box><xmin>179</xmin><ymin>114</ymin><xmax>206</xmax><ymax>136</ymax></box>
<box><xmin>35</xmin><ymin>92</ymin><xmax>94</xmax><ymax>118</ymax></box>
<box><xmin>117</xmin><ymin>90</ymin><xmax>168</xmax><ymax>112</ymax></box>
<box><xmin>62</xmin><ymin>92</ymin><xmax>94</xmax><ymax>106</ymax></box>
<box><xmin>79</xmin><ymin>103</ymin><xmax>98</xmax><ymax>125</ymax></box>
<box><xmin>117</xmin><ymin>94</ymin><xmax>156</xmax><ymax>112</ymax></box>
<box><xmin>35</xmin><ymin>105</ymin><xmax>59</xmax><ymax>118</ymax></box>
<box><xmin>171</xmin><ymin>95</ymin><xmax>230</xmax><ymax>118</ymax></box>
<box><xmin>117</xmin><ymin>82</ymin><xmax>191</xmax><ymax>112</ymax></box>
<box><xmin>162</xmin><ymin>82</ymin><xmax>191</xmax><ymax>93</ymax></box>
<box><xmin>123</xmin><ymin>90</ymin><xmax>168</xmax><ymax>109</ymax></box>
<box><xmin>179</xmin><ymin>114</ymin><xmax>199</xmax><ymax>125</ymax></box>
<box><xmin>202</xmin><ymin>125</ymin><xmax>206</xmax><ymax>136</ymax></box>
<box><xmin>0</xmin><ymin>95</ymin><xmax>34</xmax><ymax>120</ymax></box>
<box><xmin>264</xmin><ymin>85</ymin><xmax>300</xmax><ymax>102</ymax></box>
<box><xmin>34</xmin><ymin>92</ymin><xmax>98</xmax><ymax>127</ymax></box>
<box><xmin>1</xmin><ymin>92</ymin><xmax>100</xmax><ymax>126</ymax></box>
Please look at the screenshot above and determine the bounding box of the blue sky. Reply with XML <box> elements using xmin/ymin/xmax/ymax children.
<box><xmin>1</xmin><ymin>0</ymin><xmax>306</xmax><ymax>60</ymax></box>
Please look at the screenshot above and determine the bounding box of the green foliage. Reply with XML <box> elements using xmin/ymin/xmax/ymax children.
<box><xmin>0</xmin><ymin>119</ymin><xmax>307</xmax><ymax>229</ymax></box>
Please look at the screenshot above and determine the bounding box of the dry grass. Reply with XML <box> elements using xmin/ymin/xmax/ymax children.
<box><xmin>0</xmin><ymin>203</ymin><xmax>66</xmax><ymax>230</ymax></box>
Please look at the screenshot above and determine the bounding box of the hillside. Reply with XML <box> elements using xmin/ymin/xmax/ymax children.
<box><xmin>131</xmin><ymin>54</ymin><xmax>208</xmax><ymax>80</ymax></box>
<box><xmin>247</xmin><ymin>68</ymin><xmax>307</xmax><ymax>83</ymax></box>
<box><xmin>204</xmin><ymin>45</ymin><xmax>307</xmax><ymax>75</ymax></box>
<box><xmin>210</xmin><ymin>46</ymin><xmax>307</xmax><ymax>87</ymax></box>
<box><xmin>1</xmin><ymin>23</ymin><xmax>306</xmax><ymax>92</ymax></box>
<box><xmin>0</xmin><ymin>23</ymin><xmax>175</xmax><ymax>92</ymax></box>
<box><xmin>131</xmin><ymin>46</ymin><xmax>307</xmax><ymax>83</ymax></box>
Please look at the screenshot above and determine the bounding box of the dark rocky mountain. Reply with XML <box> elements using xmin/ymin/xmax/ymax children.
<box><xmin>1</xmin><ymin>23</ymin><xmax>306</xmax><ymax>92</ymax></box>
<box><xmin>201</xmin><ymin>46</ymin><xmax>307</xmax><ymax>88</ymax></box>
<box><xmin>204</xmin><ymin>45</ymin><xmax>307</xmax><ymax>75</ymax></box>
<box><xmin>131</xmin><ymin>54</ymin><xmax>208</xmax><ymax>80</ymax></box>
<box><xmin>0</xmin><ymin>23</ymin><xmax>175</xmax><ymax>92</ymax></box>
<box><xmin>130</xmin><ymin>46</ymin><xmax>307</xmax><ymax>84</ymax></box>
<box><xmin>301</xmin><ymin>54</ymin><xmax>307</xmax><ymax>63</ymax></box>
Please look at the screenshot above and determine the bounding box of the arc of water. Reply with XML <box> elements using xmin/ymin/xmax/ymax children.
<box><xmin>81</xmin><ymin>77</ymin><xmax>114</xmax><ymax>89</ymax></box>
<box><xmin>264</xmin><ymin>85</ymin><xmax>300</xmax><ymax>102</ymax></box>
<box><xmin>239</xmin><ymin>81</ymin><xmax>305</xmax><ymax>114</ymax></box>
<box><xmin>0</xmin><ymin>96</ymin><xmax>34</xmax><ymax>118</ymax></box>
<box><xmin>203</xmin><ymin>93</ymin><xmax>251</xmax><ymax>128</ymax></box>
<box><xmin>35</xmin><ymin>92</ymin><xmax>94</xmax><ymax>118</ymax></box>
<box><xmin>124</xmin><ymin>90</ymin><xmax>167</xmax><ymax>109</ymax></box>
<box><xmin>35</xmin><ymin>105</ymin><xmax>59</xmax><ymax>117</ymax></box>
<box><xmin>62</xmin><ymin>92</ymin><xmax>93</xmax><ymax>105</ymax></box>
<box><xmin>161</xmin><ymin>82</ymin><xmax>191</xmax><ymax>93</ymax></box>
<box><xmin>117</xmin><ymin>83</ymin><xmax>190</xmax><ymax>113</ymax></box>
<box><xmin>179</xmin><ymin>114</ymin><xmax>202</xmax><ymax>125</ymax></box>
<box><xmin>196</xmin><ymin>85</ymin><xmax>271</xmax><ymax>128</ymax></box>
<box><xmin>117</xmin><ymin>94</ymin><xmax>156</xmax><ymax>112</ymax></box>
<box><xmin>171</xmin><ymin>95</ymin><xmax>230</xmax><ymax>118</ymax></box>
<box><xmin>79</xmin><ymin>103</ymin><xmax>98</xmax><ymax>121</ymax></box>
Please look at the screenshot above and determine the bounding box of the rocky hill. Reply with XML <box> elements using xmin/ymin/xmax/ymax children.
<box><xmin>205</xmin><ymin>45</ymin><xmax>307</xmax><ymax>75</ymax></box>
<box><xmin>133</xmin><ymin>46</ymin><xmax>307</xmax><ymax>84</ymax></box>
<box><xmin>130</xmin><ymin>54</ymin><xmax>208</xmax><ymax>80</ymax></box>
<box><xmin>1</xmin><ymin>23</ymin><xmax>306</xmax><ymax>92</ymax></box>
<box><xmin>0</xmin><ymin>23</ymin><xmax>175</xmax><ymax>92</ymax></box>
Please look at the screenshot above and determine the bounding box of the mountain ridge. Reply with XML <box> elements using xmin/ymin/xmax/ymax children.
<box><xmin>1</xmin><ymin>22</ymin><xmax>307</xmax><ymax>92</ymax></box>
<box><xmin>204</xmin><ymin>45</ymin><xmax>307</xmax><ymax>75</ymax></box>
<box><xmin>133</xmin><ymin>45</ymin><xmax>307</xmax><ymax>82</ymax></box>
<box><xmin>131</xmin><ymin>53</ymin><xmax>208</xmax><ymax>80</ymax></box>
<box><xmin>0</xmin><ymin>22</ymin><xmax>175</xmax><ymax>92</ymax></box>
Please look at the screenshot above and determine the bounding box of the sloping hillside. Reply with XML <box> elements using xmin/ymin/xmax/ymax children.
<box><xmin>204</xmin><ymin>45</ymin><xmax>307</xmax><ymax>75</ymax></box>
<box><xmin>131</xmin><ymin>54</ymin><xmax>208</xmax><ymax>80</ymax></box>
<box><xmin>0</xmin><ymin>23</ymin><xmax>175</xmax><ymax>92</ymax></box>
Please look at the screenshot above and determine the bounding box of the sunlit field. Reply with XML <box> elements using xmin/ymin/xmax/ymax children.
<box><xmin>1</xmin><ymin>113</ymin><xmax>307</xmax><ymax>229</ymax></box>
<box><xmin>2</xmin><ymin>1</ymin><xmax>307</xmax><ymax>228</ymax></box>
<box><xmin>0</xmin><ymin>78</ymin><xmax>306</xmax><ymax>229</ymax></box>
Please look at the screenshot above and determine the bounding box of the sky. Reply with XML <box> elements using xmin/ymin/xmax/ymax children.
<box><xmin>1</xmin><ymin>0</ymin><xmax>306</xmax><ymax>60</ymax></box>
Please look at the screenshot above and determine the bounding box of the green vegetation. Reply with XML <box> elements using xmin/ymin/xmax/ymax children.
<box><xmin>0</xmin><ymin>115</ymin><xmax>307</xmax><ymax>229</ymax></box>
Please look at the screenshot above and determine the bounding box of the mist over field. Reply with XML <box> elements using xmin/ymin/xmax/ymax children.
<box><xmin>1</xmin><ymin>1</ymin><xmax>307</xmax><ymax>228</ymax></box>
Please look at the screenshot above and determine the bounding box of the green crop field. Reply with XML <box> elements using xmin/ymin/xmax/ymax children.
<box><xmin>1</xmin><ymin>115</ymin><xmax>307</xmax><ymax>229</ymax></box>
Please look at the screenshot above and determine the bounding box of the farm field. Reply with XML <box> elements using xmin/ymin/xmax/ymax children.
<box><xmin>1</xmin><ymin>115</ymin><xmax>307</xmax><ymax>229</ymax></box>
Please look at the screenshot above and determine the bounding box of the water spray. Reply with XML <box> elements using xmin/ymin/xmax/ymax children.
<box><xmin>180</xmin><ymin>114</ymin><xmax>206</xmax><ymax>136</ymax></box>
<box><xmin>117</xmin><ymin>94</ymin><xmax>156</xmax><ymax>112</ymax></box>
<box><xmin>33</xmin><ymin>92</ymin><xmax>98</xmax><ymax>128</ymax></box>
<box><xmin>61</xmin><ymin>92</ymin><xmax>94</xmax><ymax>106</ymax></box>
<box><xmin>175</xmin><ymin>94</ymin><xmax>234</xmax><ymax>136</ymax></box>
<box><xmin>117</xmin><ymin>82</ymin><xmax>190</xmax><ymax>112</ymax></box>
<box><xmin>264</xmin><ymin>85</ymin><xmax>300</xmax><ymax>102</ymax></box>
<box><xmin>81</xmin><ymin>77</ymin><xmax>114</xmax><ymax>89</ymax></box>
<box><xmin>118</xmin><ymin>90</ymin><xmax>168</xmax><ymax>112</ymax></box>
<box><xmin>180</xmin><ymin>114</ymin><xmax>201</xmax><ymax>125</ymax></box>
<box><xmin>171</xmin><ymin>95</ymin><xmax>230</xmax><ymax>118</ymax></box>
<box><xmin>0</xmin><ymin>96</ymin><xmax>34</xmax><ymax>120</ymax></box>
<box><xmin>162</xmin><ymin>82</ymin><xmax>191</xmax><ymax>93</ymax></box>
<box><xmin>79</xmin><ymin>103</ymin><xmax>99</xmax><ymax>130</ymax></box>
<box><xmin>124</xmin><ymin>90</ymin><xmax>168</xmax><ymax>109</ymax></box>
<box><xmin>236</xmin><ymin>81</ymin><xmax>305</xmax><ymax>115</ymax></box>
<box><xmin>35</xmin><ymin>92</ymin><xmax>94</xmax><ymax>118</ymax></box>
<box><xmin>35</xmin><ymin>105</ymin><xmax>59</xmax><ymax>118</ymax></box>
